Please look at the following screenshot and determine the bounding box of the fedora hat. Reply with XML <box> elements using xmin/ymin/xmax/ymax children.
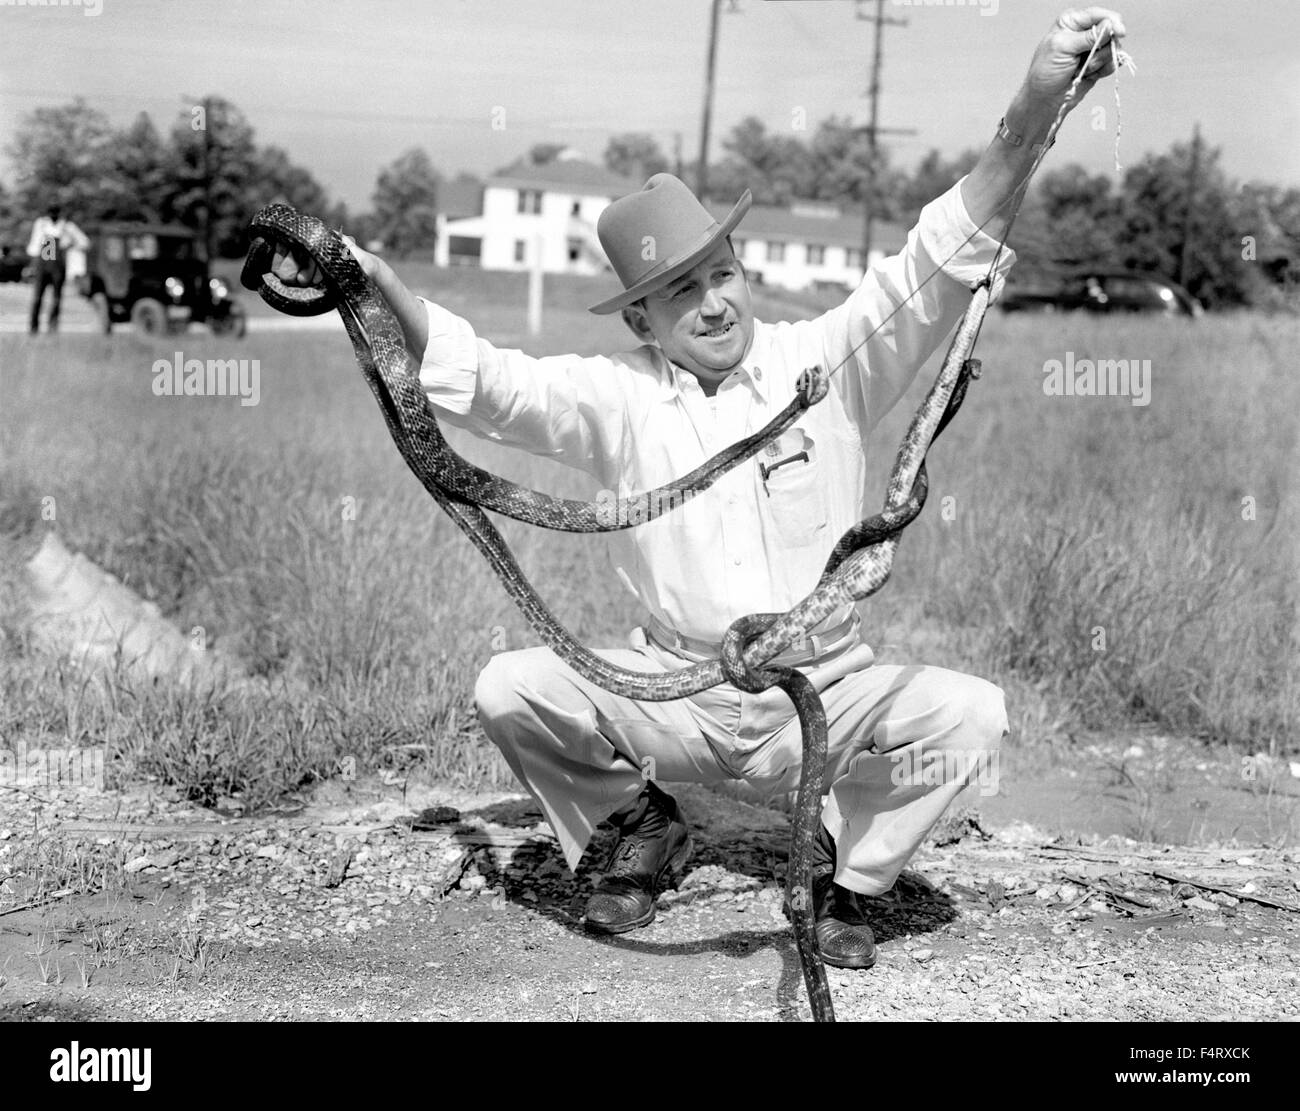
<box><xmin>588</xmin><ymin>174</ymin><xmax>751</xmax><ymax>315</ymax></box>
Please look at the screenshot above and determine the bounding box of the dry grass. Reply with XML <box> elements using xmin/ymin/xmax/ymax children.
<box><xmin>1</xmin><ymin>291</ymin><xmax>1296</xmax><ymax>810</ymax></box>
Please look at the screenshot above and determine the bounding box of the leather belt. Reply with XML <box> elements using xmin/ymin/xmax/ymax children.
<box><xmin>645</xmin><ymin>612</ymin><xmax>860</xmax><ymax>666</ymax></box>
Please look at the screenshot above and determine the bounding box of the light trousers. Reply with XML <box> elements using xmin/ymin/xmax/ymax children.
<box><xmin>474</xmin><ymin>628</ymin><xmax>1007</xmax><ymax>896</ymax></box>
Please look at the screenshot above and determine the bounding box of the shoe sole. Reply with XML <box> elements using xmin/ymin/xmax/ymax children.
<box><xmin>820</xmin><ymin>949</ymin><xmax>877</xmax><ymax>970</ymax></box>
<box><xmin>583</xmin><ymin>834</ymin><xmax>693</xmax><ymax>936</ymax></box>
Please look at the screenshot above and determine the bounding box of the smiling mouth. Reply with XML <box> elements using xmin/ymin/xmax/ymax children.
<box><xmin>701</xmin><ymin>321</ymin><xmax>735</xmax><ymax>339</ymax></box>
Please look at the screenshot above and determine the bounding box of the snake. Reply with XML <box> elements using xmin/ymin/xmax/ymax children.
<box><xmin>242</xmin><ymin>204</ymin><xmax>989</xmax><ymax>1024</ymax></box>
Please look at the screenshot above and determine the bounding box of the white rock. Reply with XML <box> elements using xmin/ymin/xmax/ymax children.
<box><xmin>124</xmin><ymin>855</ymin><xmax>152</xmax><ymax>874</ymax></box>
<box><xmin>911</xmin><ymin>949</ymin><xmax>934</xmax><ymax>962</ymax></box>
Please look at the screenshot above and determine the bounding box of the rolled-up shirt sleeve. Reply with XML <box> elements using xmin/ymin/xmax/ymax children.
<box><xmin>810</xmin><ymin>176</ymin><xmax>1016</xmax><ymax>432</ymax></box>
<box><xmin>416</xmin><ymin>297</ymin><xmax>625</xmax><ymax>479</ymax></box>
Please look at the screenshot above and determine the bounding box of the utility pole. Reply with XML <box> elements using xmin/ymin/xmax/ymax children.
<box><xmin>183</xmin><ymin>93</ymin><xmax>214</xmax><ymax>262</ymax></box>
<box><xmin>1178</xmin><ymin>122</ymin><xmax>1201</xmax><ymax>290</ymax></box>
<box><xmin>696</xmin><ymin>0</ymin><xmax>723</xmax><ymax>202</ymax></box>
<box><xmin>201</xmin><ymin>95</ymin><xmax>213</xmax><ymax>263</ymax></box>
<box><xmin>856</xmin><ymin>0</ymin><xmax>915</xmax><ymax>270</ymax></box>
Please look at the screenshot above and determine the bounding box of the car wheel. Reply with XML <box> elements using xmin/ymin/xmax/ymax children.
<box><xmin>130</xmin><ymin>298</ymin><xmax>167</xmax><ymax>336</ymax></box>
<box><xmin>91</xmin><ymin>292</ymin><xmax>113</xmax><ymax>334</ymax></box>
<box><xmin>210</xmin><ymin>312</ymin><xmax>246</xmax><ymax>339</ymax></box>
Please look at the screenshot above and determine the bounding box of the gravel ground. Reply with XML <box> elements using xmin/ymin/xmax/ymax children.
<box><xmin>1</xmin><ymin>776</ymin><xmax>1297</xmax><ymax>1022</ymax></box>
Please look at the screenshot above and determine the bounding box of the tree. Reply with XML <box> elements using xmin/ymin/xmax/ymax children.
<box><xmin>894</xmin><ymin>148</ymin><xmax>980</xmax><ymax>226</ymax></box>
<box><xmin>5</xmin><ymin>97</ymin><xmax>115</xmax><ymax>221</ymax></box>
<box><xmin>603</xmin><ymin>133</ymin><xmax>669</xmax><ymax>182</ymax></box>
<box><xmin>167</xmin><ymin>96</ymin><xmax>261</xmax><ymax>257</ymax></box>
<box><xmin>98</xmin><ymin>113</ymin><xmax>172</xmax><ymax>222</ymax></box>
<box><xmin>710</xmin><ymin>116</ymin><xmax>814</xmax><ymax>206</ymax></box>
<box><xmin>1119</xmin><ymin>139</ymin><xmax>1246</xmax><ymax>307</ymax></box>
<box><xmin>527</xmin><ymin>143</ymin><xmax>567</xmax><ymax>166</ymax></box>
<box><xmin>372</xmin><ymin>148</ymin><xmax>440</xmax><ymax>257</ymax></box>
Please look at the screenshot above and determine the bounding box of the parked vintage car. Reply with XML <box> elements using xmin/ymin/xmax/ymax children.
<box><xmin>998</xmin><ymin>270</ymin><xmax>1203</xmax><ymax>317</ymax></box>
<box><xmin>77</xmin><ymin>223</ymin><xmax>246</xmax><ymax>336</ymax></box>
<box><xmin>0</xmin><ymin>244</ymin><xmax>30</xmax><ymax>283</ymax></box>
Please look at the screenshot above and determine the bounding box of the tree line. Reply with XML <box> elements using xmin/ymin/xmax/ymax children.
<box><xmin>3</xmin><ymin>97</ymin><xmax>1295</xmax><ymax>309</ymax></box>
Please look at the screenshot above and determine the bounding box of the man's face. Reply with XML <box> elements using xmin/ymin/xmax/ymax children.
<box><xmin>636</xmin><ymin>243</ymin><xmax>754</xmax><ymax>391</ymax></box>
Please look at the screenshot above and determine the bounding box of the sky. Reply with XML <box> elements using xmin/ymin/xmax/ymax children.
<box><xmin>2</xmin><ymin>0</ymin><xmax>1298</xmax><ymax>210</ymax></box>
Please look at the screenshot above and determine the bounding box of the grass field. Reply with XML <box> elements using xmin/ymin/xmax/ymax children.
<box><xmin>2</xmin><ymin>279</ymin><xmax>1297</xmax><ymax>811</ymax></box>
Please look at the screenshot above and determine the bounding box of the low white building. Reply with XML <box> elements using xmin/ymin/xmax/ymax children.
<box><xmin>435</xmin><ymin>152</ymin><xmax>906</xmax><ymax>294</ymax></box>
<box><xmin>435</xmin><ymin>154</ymin><xmax>637</xmax><ymax>274</ymax></box>
<box><xmin>719</xmin><ymin>200</ymin><xmax>906</xmax><ymax>293</ymax></box>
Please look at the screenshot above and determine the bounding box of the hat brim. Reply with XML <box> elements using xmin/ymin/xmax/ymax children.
<box><xmin>588</xmin><ymin>189</ymin><xmax>752</xmax><ymax>315</ymax></box>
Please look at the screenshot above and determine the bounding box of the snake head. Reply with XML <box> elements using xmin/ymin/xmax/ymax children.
<box><xmin>795</xmin><ymin>366</ymin><xmax>829</xmax><ymax>408</ymax></box>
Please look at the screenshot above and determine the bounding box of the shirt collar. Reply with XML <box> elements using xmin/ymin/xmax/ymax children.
<box><xmin>655</xmin><ymin>321</ymin><xmax>769</xmax><ymax>403</ymax></box>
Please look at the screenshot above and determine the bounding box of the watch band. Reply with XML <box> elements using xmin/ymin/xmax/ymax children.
<box><xmin>997</xmin><ymin>116</ymin><xmax>1055</xmax><ymax>153</ymax></box>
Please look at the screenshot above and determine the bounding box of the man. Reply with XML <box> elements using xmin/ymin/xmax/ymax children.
<box><xmin>269</xmin><ymin>9</ymin><xmax>1125</xmax><ymax>968</ymax></box>
<box><xmin>27</xmin><ymin>203</ymin><xmax>89</xmax><ymax>334</ymax></box>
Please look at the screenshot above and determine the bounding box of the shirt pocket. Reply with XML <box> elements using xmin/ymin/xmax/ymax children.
<box><xmin>759</xmin><ymin>426</ymin><xmax>828</xmax><ymax>549</ymax></box>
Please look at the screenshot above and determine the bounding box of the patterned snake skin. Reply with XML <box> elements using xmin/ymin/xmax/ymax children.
<box><xmin>242</xmin><ymin>204</ymin><xmax>988</xmax><ymax>1023</ymax></box>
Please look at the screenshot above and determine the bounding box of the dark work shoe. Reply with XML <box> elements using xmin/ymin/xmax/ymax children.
<box><xmin>812</xmin><ymin>872</ymin><xmax>877</xmax><ymax>969</ymax></box>
<box><xmin>785</xmin><ymin>821</ymin><xmax>877</xmax><ymax>969</ymax></box>
<box><xmin>583</xmin><ymin>782</ymin><xmax>692</xmax><ymax>935</ymax></box>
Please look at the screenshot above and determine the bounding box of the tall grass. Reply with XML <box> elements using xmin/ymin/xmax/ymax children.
<box><xmin>1</xmin><ymin>303</ymin><xmax>1296</xmax><ymax>809</ymax></box>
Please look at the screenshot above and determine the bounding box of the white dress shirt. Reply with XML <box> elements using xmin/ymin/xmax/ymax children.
<box><xmin>26</xmin><ymin>216</ymin><xmax>89</xmax><ymax>265</ymax></box>
<box><xmin>417</xmin><ymin>179</ymin><xmax>1014</xmax><ymax>643</ymax></box>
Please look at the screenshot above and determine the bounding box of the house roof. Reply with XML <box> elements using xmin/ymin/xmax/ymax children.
<box><xmin>489</xmin><ymin>158</ymin><xmax>640</xmax><ymax>199</ymax></box>
<box><xmin>711</xmin><ymin>201</ymin><xmax>906</xmax><ymax>252</ymax></box>
<box><xmin>440</xmin><ymin>177</ymin><xmax>484</xmax><ymax>219</ymax></box>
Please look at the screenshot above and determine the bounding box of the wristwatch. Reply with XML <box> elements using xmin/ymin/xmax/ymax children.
<box><xmin>996</xmin><ymin>116</ymin><xmax>1055</xmax><ymax>154</ymax></box>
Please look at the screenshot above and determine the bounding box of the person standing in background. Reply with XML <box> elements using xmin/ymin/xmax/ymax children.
<box><xmin>27</xmin><ymin>204</ymin><xmax>89</xmax><ymax>334</ymax></box>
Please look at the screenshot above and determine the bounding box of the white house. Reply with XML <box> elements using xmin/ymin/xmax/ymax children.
<box><xmin>435</xmin><ymin>153</ymin><xmax>637</xmax><ymax>274</ymax></box>
<box><xmin>435</xmin><ymin>150</ymin><xmax>907</xmax><ymax>294</ymax></box>
<box><xmin>717</xmin><ymin>200</ymin><xmax>906</xmax><ymax>293</ymax></box>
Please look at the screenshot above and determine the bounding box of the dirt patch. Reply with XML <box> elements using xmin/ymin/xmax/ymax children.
<box><xmin>2</xmin><ymin>758</ymin><xmax>1297</xmax><ymax>1022</ymax></box>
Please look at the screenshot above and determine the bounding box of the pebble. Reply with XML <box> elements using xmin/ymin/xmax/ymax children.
<box><xmin>911</xmin><ymin>949</ymin><xmax>934</xmax><ymax>963</ymax></box>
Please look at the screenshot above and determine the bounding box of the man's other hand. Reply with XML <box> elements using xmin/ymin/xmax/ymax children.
<box><xmin>267</xmin><ymin>233</ymin><xmax>378</xmax><ymax>288</ymax></box>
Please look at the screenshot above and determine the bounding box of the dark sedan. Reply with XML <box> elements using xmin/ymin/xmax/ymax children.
<box><xmin>0</xmin><ymin>245</ymin><xmax>30</xmax><ymax>282</ymax></box>
<box><xmin>999</xmin><ymin>271</ymin><xmax>1203</xmax><ymax>317</ymax></box>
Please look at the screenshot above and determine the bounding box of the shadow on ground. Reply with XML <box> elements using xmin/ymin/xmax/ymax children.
<box><xmin>461</xmin><ymin>792</ymin><xmax>958</xmax><ymax>1019</ymax></box>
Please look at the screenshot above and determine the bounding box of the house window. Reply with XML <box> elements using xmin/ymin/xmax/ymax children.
<box><xmin>517</xmin><ymin>189</ymin><xmax>542</xmax><ymax>214</ymax></box>
<box><xmin>514</xmin><ymin>239</ymin><xmax>527</xmax><ymax>263</ymax></box>
<box><xmin>807</xmin><ymin>243</ymin><xmax>825</xmax><ymax>266</ymax></box>
<box><xmin>570</xmin><ymin>199</ymin><xmax>581</xmax><ymax>216</ymax></box>
<box><xmin>845</xmin><ymin>248</ymin><xmax>864</xmax><ymax>270</ymax></box>
<box><xmin>766</xmin><ymin>241</ymin><xmax>785</xmax><ymax>263</ymax></box>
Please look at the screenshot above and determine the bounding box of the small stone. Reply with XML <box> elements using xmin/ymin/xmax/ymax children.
<box><xmin>911</xmin><ymin>949</ymin><xmax>934</xmax><ymax>963</ymax></box>
<box><xmin>1035</xmin><ymin>885</ymin><xmax>1058</xmax><ymax>901</ymax></box>
<box><xmin>255</xmin><ymin>845</ymin><xmax>285</xmax><ymax>860</ymax></box>
<box><xmin>1184</xmin><ymin>896</ymin><xmax>1218</xmax><ymax>912</ymax></box>
<box><xmin>579</xmin><ymin>981</ymin><xmax>598</xmax><ymax>994</ymax></box>
<box><xmin>0</xmin><ymin>830</ymin><xmax>11</xmax><ymax>841</ymax></box>
<box><xmin>124</xmin><ymin>855</ymin><xmax>152</xmax><ymax>874</ymax></box>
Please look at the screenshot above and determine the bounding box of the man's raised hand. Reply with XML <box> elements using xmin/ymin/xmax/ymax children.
<box><xmin>1028</xmin><ymin>8</ymin><xmax>1127</xmax><ymax>103</ymax></box>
